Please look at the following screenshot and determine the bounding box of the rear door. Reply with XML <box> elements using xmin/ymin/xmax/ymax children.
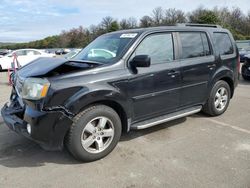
<box><xmin>178</xmin><ymin>31</ymin><xmax>216</xmax><ymax>107</ymax></box>
<box><xmin>128</xmin><ymin>32</ymin><xmax>181</xmax><ymax>122</ymax></box>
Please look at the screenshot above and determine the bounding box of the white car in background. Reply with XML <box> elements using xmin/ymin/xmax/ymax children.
<box><xmin>0</xmin><ymin>49</ymin><xmax>55</xmax><ymax>70</ymax></box>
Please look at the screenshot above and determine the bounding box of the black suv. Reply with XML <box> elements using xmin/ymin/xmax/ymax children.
<box><xmin>1</xmin><ymin>24</ymin><xmax>239</xmax><ymax>161</ymax></box>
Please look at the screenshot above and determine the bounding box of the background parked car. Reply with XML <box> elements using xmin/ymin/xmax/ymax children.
<box><xmin>55</xmin><ymin>48</ymin><xmax>70</xmax><ymax>55</ymax></box>
<box><xmin>0</xmin><ymin>49</ymin><xmax>55</xmax><ymax>70</ymax></box>
<box><xmin>236</xmin><ymin>40</ymin><xmax>250</xmax><ymax>62</ymax></box>
<box><xmin>0</xmin><ymin>49</ymin><xmax>11</xmax><ymax>58</ymax></box>
<box><xmin>242</xmin><ymin>55</ymin><xmax>250</xmax><ymax>80</ymax></box>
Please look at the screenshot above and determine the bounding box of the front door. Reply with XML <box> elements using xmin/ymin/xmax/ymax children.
<box><xmin>127</xmin><ymin>32</ymin><xmax>181</xmax><ymax>122</ymax></box>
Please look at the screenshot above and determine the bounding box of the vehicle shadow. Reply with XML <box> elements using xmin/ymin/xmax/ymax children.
<box><xmin>0</xmin><ymin>138</ymin><xmax>80</xmax><ymax>168</ymax></box>
<box><xmin>0</xmin><ymin>117</ymin><xmax>186</xmax><ymax>168</ymax></box>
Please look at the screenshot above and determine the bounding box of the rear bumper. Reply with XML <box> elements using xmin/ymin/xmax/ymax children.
<box><xmin>1</xmin><ymin>96</ymin><xmax>72</xmax><ymax>151</ymax></box>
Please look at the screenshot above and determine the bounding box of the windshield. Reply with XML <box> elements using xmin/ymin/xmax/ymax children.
<box><xmin>73</xmin><ymin>32</ymin><xmax>138</xmax><ymax>64</ymax></box>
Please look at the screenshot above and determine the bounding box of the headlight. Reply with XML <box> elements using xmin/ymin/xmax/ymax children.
<box><xmin>21</xmin><ymin>78</ymin><xmax>50</xmax><ymax>100</ymax></box>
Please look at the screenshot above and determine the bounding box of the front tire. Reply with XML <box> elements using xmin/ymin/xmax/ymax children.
<box><xmin>202</xmin><ymin>80</ymin><xmax>231</xmax><ymax>116</ymax></box>
<box><xmin>66</xmin><ymin>105</ymin><xmax>122</xmax><ymax>162</ymax></box>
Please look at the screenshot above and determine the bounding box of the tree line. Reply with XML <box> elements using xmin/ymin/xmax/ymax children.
<box><xmin>3</xmin><ymin>6</ymin><xmax>250</xmax><ymax>50</ymax></box>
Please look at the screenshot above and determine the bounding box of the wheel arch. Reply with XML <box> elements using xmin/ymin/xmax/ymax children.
<box><xmin>84</xmin><ymin>100</ymin><xmax>129</xmax><ymax>133</ymax></box>
<box><xmin>210</xmin><ymin>67</ymin><xmax>235</xmax><ymax>99</ymax></box>
<box><xmin>65</xmin><ymin>89</ymin><xmax>131</xmax><ymax>133</ymax></box>
<box><xmin>219</xmin><ymin>76</ymin><xmax>234</xmax><ymax>98</ymax></box>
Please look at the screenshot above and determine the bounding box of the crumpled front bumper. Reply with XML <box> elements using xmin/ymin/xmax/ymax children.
<box><xmin>1</xmin><ymin>94</ymin><xmax>73</xmax><ymax>151</ymax></box>
<box><xmin>1</xmin><ymin>103</ymin><xmax>28</xmax><ymax>136</ymax></box>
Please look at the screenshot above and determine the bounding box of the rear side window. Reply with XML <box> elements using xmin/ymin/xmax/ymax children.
<box><xmin>179</xmin><ymin>32</ymin><xmax>211</xmax><ymax>59</ymax></box>
<box><xmin>213</xmin><ymin>33</ymin><xmax>234</xmax><ymax>55</ymax></box>
<box><xmin>133</xmin><ymin>33</ymin><xmax>174</xmax><ymax>64</ymax></box>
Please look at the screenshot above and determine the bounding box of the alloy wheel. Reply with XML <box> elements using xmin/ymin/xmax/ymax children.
<box><xmin>81</xmin><ymin>116</ymin><xmax>114</xmax><ymax>154</ymax></box>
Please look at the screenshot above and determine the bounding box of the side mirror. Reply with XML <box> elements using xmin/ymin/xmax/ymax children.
<box><xmin>130</xmin><ymin>55</ymin><xmax>151</xmax><ymax>68</ymax></box>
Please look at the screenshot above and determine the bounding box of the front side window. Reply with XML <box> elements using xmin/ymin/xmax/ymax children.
<box><xmin>213</xmin><ymin>32</ymin><xmax>234</xmax><ymax>55</ymax></box>
<box><xmin>180</xmin><ymin>32</ymin><xmax>211</xmax><ymax>59</ymax></box>
<box><xmin>132</xmin><ymin>33</ymin><xmax>174</xmax><ymax>64</ymax></box>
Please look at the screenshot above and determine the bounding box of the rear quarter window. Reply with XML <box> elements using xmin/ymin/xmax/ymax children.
<box><xmin>213</xmin><ymin>32</ymin><xmax>234</xmax><ymax>55</ymax></box>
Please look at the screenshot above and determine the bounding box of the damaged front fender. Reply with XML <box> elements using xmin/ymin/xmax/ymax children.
<box><xmin>43</xmin><ymin>106</ymin><xmax>75</xmax><ymax>120</ymax></box>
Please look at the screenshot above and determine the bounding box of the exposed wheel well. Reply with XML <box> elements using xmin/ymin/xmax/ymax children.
<box><xmin>219</xmin><ymin>77</ymin><xmax>234</xmax><ymax>98</ymax></box>
<box><xmin>85</xmin><ymin>100</ymin><xmax>128</xmax><ymax>133</ymax></box>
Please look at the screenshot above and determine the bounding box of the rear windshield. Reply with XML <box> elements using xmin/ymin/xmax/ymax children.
<box><xmin>213</xmin><ymin>32</ymin><xmax>234</xmax><ymax>55</ymax></box>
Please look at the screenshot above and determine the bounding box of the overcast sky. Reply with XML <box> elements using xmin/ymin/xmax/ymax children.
<box><xmin>0</xmin><ymin>0</ymin><xmax>249</xmax><ymax>42</ymax></box>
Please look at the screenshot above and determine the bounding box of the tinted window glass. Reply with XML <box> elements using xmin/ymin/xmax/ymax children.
<box><xmin>201</xmin><ymin>33</ymin><xmax>211</xmax><ymax>56</ymax></box>
<box><xmin>213</xmin><ymin>33</ymin><xmax>234</xmax><ymax>55</ymax></box>
<box><xmin>133</xmin><ymin>33</ymin><xmax>174</xmax><ymax>64</ymax></box>
<box><xmin>180</xmin><ymin>32</ymin><xmax>206</xmax><ymax>59</ymax></box>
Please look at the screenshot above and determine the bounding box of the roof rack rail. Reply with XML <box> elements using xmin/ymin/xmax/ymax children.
<box><xmin>176</xmin><ymin>23</ymin><xmax>222</xmax><ymax>28</ymax></box>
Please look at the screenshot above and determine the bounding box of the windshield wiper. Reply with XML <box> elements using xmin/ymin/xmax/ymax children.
<box><xmin>69</xmin><ymin>59</ymin><xmax>104</xmax><ymax>65</ymax></box>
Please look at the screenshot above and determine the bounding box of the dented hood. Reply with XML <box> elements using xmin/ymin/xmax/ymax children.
<box><xmin>17</xmin><ymin>57</ymin><xmax>68</xmax><ymax>78</ymax></box>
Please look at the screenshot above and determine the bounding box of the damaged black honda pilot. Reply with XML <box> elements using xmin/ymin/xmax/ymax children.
<box><xmin>1</xmin><ymin>24</ymin><xmax>239</xmax><ymax>162</ymax></box>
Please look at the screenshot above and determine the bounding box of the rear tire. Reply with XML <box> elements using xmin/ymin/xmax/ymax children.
<box><xmin>66</xmin><ymin>105</ymin><xmax>122</xmax><ymax>162</ymax></box>
<box><xmin>202</xmin><ymin>80</ymin><xmax>231</xmax><ymax>116</ymax></box>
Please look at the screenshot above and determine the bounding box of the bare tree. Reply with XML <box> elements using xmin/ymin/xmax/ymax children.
<box><xmin>101</xmin><ymin>16</ymin><xmax>115</xmax><ymax>31</ymax></box>
<box><xmin>120</xmin><ymin>17</ymin><xmax>137</xmax><ymax>29</ymax></box>
<box><xmin>164</xmin><ymin>8</ymin><xmax>186</xmax><ymax>24</ymax></box>
<box><xmin>140</xmin><ymin>15</ymin><xmax>153</xmax><ymax>27</ymax></box>
<box><xmin>151</xmin><ymin>7</ymin><xmax>164</xmax><ymax>26</ymax></box>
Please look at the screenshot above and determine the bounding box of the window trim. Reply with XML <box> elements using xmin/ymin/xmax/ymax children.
<box><xmin>126</xmin><ymin>31</ymin><xmax>176</xmax><ymax>67</ymax></box>
<box><xmin>177</xmin><ymin>31</ymin><xmax>213</xmax><ymax>60</ymax></box>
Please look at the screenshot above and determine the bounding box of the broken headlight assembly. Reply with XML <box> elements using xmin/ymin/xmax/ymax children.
<box><xmin>21</xmin><ymin>78</ymin><xmax>50</xmax><ymax>100</ymax></box>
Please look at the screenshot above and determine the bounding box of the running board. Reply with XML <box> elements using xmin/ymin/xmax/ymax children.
<box><xmin>131</xmin><ymin>106</ymin><xmax>202</xmax><ymax>130</ymax></box>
